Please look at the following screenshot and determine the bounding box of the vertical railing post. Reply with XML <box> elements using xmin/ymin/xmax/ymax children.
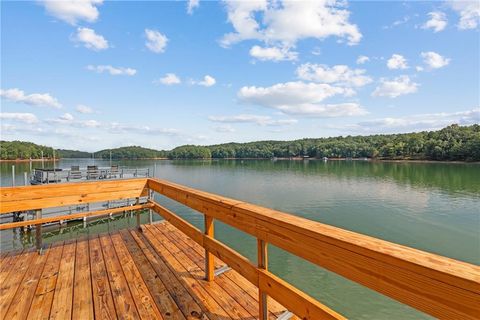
<box><xmin>258</xmin><ymin>239</ymin><xmax>268</xmax><ymax>320</ymax></box>
<box><xmin>148</xmin><ymin>189</ymin><xmax>153</xmax><ymax>224</ymax></box>
<box><xmin>11</xmin><ymin>165</ymin><xmax>15</xmax><ymax>186</ymax></box>
<box><xmin>135</xmin><ymin>197</ymin><xmax>141</xmax><ymax>230</ymax></box>
<box><xmin>204</xmin><ymin>215</ymin><xmax>214</xmax><ymax>281</ymax></box>
<box><xmin>35</xmin><ymin>209</ymin><xmax>42</xmax><ymax>252</ymax></box>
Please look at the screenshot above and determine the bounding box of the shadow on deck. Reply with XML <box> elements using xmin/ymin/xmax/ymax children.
<box><xmin>0</xmin><ymin>221</ymin><xmax>289</xmax><ymax>320</ymax></box>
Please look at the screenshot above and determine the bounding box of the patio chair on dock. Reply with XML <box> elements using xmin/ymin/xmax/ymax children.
<box><xmin>87</xmin><ymin>165</ymin><xmax>100</xmax><ymax>180</ymax></box>
<box><xmin>109</xmin><ymin>165</ymin><xmax>119</xmax><ymax>178</ymax></box>
<box><xmin>68</xmin><ymin>165</ymin><xmax>82</xmax><ymax>181</ymax></box>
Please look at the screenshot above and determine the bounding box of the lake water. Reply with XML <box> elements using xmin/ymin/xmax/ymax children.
<box><xmin>1</xmin><ymin>159</ymin><xmax>479</xmax><ymax>319</ymax></box>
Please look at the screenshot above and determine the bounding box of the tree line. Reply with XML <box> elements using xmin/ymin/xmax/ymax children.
<box><xmin>1</xmin><ymin>124</ymin><xmax>479</xmax><ymax>161</ymax></box>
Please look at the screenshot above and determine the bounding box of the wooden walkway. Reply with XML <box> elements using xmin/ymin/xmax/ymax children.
<box><xmin>0</xmin><ymin>221</ymin><xmax>290</xmax><ymax>320</ymax></box>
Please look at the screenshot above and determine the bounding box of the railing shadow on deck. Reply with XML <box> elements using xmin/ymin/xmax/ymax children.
<box><xmin>0</xmin><ymin>177</ymin><xmax>479</xmax><ymax>320</ymax></box>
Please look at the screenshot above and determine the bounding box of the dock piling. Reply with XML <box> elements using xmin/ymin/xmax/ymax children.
<box><xmin>35</xmin><ymin>209</ymin><xmax>42</xmax><ymax>252</ymax></box>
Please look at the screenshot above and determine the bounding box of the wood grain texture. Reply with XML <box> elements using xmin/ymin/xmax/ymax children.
<box><xmin>27</xmin><ymin>242</ymin><xmax>64</xmax><ymax>320</ymax></box>
<box><xmin>148</xmin><ymin>178</ymin><xmax>480</xmax><ymax>319</ymax></box>
<box><xmin>0</xmin><ymin>178</ymin><xmax>148</xmax><ymax>213</ymax></box>
<box><xmin>88</xmin><ymin>236</ymin><xmax>117</xmax><ymax>320</ymax></box>
<box><xmin>50</xmin><ymin>240</ymin><xmax>76</xmax><ymax>320</ymax></box>
<box><xmin>0</xmin><ymin>203</ymin><xmax>153</xmax><ymax>230</ymax></box>
<box><xmin>72</xmin><ymin>239</ymin><xmax>94</xmax><ymax>320</ymax></box>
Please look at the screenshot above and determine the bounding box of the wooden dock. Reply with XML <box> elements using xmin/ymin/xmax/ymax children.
<box><xmin>0</xmin><ymin>221</ymin><xmax>289</xmax><ymax>319</ymax></box>
<box><xmin>1</xmin><ymin>178</ymin><xmax>479</xmax><ymax>319</ymax></box>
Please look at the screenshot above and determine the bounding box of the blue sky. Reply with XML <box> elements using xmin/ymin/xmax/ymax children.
<box><xmin>1</xmin><ymin>0</ymin><xmax>479</xmax><ymax>151</ymax></box>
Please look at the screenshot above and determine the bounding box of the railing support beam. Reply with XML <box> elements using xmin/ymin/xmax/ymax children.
<box><xmin>258</xmin><ymin>239</ymin><xmax>268</xmax><ymax>320</ymax></box>
<box><xmin>135</xmin><ymin>197</ymin><xmax>141</xmax><ymax>230</ymax></box>
<box><xmin>204</xmin><ymin>215</ymin><xmax>214</xmax><ymax>281</ymax></box>
<box><xmin>35</xmin><ymin>209</ymin><xmax>42</xmax><ymax>252</ymax></box>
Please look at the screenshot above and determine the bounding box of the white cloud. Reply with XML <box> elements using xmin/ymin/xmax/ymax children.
<box><xmin>155</xmin><ymin>73</ymin><xmax>181</xmax><ymax>85</ymax></box>
<box><xmin>209</xmin><ymin>114</ymin><xmax>298</xmax><ymax>126</ymax></box>
<box><xmin>0</xmin><ymin>112</ymin><xmax>39</xmax><ymax>124</ymax></box>
<box><xmin>337</xmin><ymin>109</ymin><xmax>480</xmax><ymax>133</ymax></box>
<box><xmin>356</xmin><ymin>55</ymin><xmax>369</xmax><ymax>64</ymax></box>
<box><xmin>76</xmin><ymin>104</ymin><xmax>94</xmax><ymax>114</ymax></box>
<box><xmin>416</xmin><ymin>66</ymin><xmax>424</xmax><ymax>72</ymax></box>
<box><xmin>72</xmin><ymin>27</ymin><xmax>109</xmax><ymax>51</ymax></box>
<box><xmin>372</xmin><ymin>75</ymin><xmax>418</xmax><ymax>98</ymax></box>
<box><xmin>387</xmin><ymin>54</ymin><xmax>408</xmax><ymax>70</ymax></box>
<box><xmin>249</xmin><ymin>45</ymin><xmax>298</xmax><ymax>61</ymax></box>
<box><xmin>41</xmin><ymin>0</ymin><xmax>103</xmax><ymax>25</ymax></box>
<box><xmin>47</xmin><ymin>114</ymin><xmax>101</xmax><ymax>128</ymax></box>
<box><xmin>448</xmin><ymin>1</ymin><xmax>480</xmax><ymax>30</ymax></box>
<box><xmin>145</xmin><ymin>29</ymin><xmax>168</xmax><ymax>53</ymax></box>
<box><xmin>296</xmin><ymin>63</ymin><xmax>372</xmax><ymax>87</ymax></box>
<box><xmin>0</xmin><ymin>88</ymin><xmax>62</xmax><ymax>108</ymax></box>
<box><xmin>238</xmin><ymin>81</ymin><xmax>366</xmax><ymax>117</ymax></box>
<box><xmin>383</xmin><ymin>15</ymin><xmax>412</xmax><ymax>30</ymax></box>
<box><xmin>87</xmin><ymin>65</ymin><xmax>137</xmax><ymax>76</ymax></box>
<box><xmin>187</xmin><ymin>0</ymin><xmax>199</xmax><ymax>14</ymax></box>
<box><xmin>421</xmin><ymin>51</ymin><xmax>450</xmax><ymax>69</ymax></box>
<box><xmin>221</xmin><ymin>0</ymin><xmax>361</xmax><ymax>50</ymax></box>
<box><xmin>108</xmin><ymin>123</ymin><xmax>179</xmax><ymax>135</ymax></box>
<box><xmin>197</xmin><ymin>75</ymin><xmax>216</xmax><ymax>87</ymax></box>
<box><xmin>422</xmin><ymin>11</ymin><xmax>448</xmax><ymax>32</ymax></box>
<box><xmin>214</xmin><ymin>125</ymin><xmax>236</xmax><ymax>133</ymax></box>
<box><xmin>82</xmin><ymin>120</ymin><xmax>101</xmax><ymax>128</ymax></box>
<box><xmin>59</xmin><ymin>113</ymin><xmax>74</xmax><ymax>121</ymax></box>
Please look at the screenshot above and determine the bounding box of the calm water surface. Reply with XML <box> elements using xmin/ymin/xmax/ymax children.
<box><xmin>1</xmin><ymin>159</ymin><xmax>479</xmax><ymax>319</ymax></box>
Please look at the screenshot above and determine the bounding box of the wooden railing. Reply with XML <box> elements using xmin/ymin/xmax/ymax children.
<box><xmin>0</xmin><ymin>178</ymin><xmax>479</xmax><ymax>319</ymax></box>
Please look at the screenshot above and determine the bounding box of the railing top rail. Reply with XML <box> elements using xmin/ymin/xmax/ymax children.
<box><xmin>147</xmin><ymin>178</ymin><xmax>479</xmax><ymax>285</ymax></box>
<box><xmin>0</xmin><ymin>178</ymin><xmax>149</xmax><ymax>213</ymax></box>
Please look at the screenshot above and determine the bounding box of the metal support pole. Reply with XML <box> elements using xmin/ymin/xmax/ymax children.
<box><xmin>35</xmin><ymin>209</ymin><xmax>43</xmax><ymax>252</ymax></box>
<box><xmin>204</xmin><ymin>215</ymin><xmax>214</xmax><ymax>281</ymax></box>
<box><xmin>11</xmin><ymin>165</ymin><xmax>15</xmax><ymax>186</ymax></box>
<box><xmin>258</xmin><ymin>239</ymin><xmax>268</xmax><ymax>320</ymax></box>
<box><xmin>135</xmin><ymin>197</ymin><xmax>141</xmax><ymax>230</ymax></box>
<box><xmin>24</xmin><ymin>172</ymin><xmax>28</xmax><ymax>186</ymax></box>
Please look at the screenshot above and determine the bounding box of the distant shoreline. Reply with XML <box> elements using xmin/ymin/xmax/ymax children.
<box><xmin>1</xmin><ymin>157</ymin><xmax>478</xmax><ymax>164</ymax></box>
<box><xmin>0</xmin><ymin>158</ymin><xmax>59</xmax><ymax>163</ymax></box>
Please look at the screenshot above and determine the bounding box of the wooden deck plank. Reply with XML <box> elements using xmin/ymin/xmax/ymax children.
<box><xmin>27</xmin><ymin>242</ymin><xmax>65</xmax><ymax>320</ymax></box>
<box><xmin>72</xmin><ymin>238</ymin><xmax>94</xmax><ymax>320</ymax></box>
<box><xmin>157</xmin><ymin>223</ymin><xmax>261</xmax><ymax>319</ymax></box>
<box><xmin>147</xmin><ymin>224</ymin><xmax>254</xmax><ymax>320</ymax></box>
<box><xmin>119</xmin><ymin>230</ymin><xmax>187</xmax><ymax>320</ymax></box>
<box><xmin>0</xmin><ymin>249</ymin><xmax>23</xmax><ymax>290</ymax></box>
<box><xmin>0</xmin><ymin>249</ymin><xmax>20</xmax><ymax>274</ymax></box>
<box><xmin>162</xmin><ymin>222</ymin><xmax>289</xmax><ymax>319</ymax></box>
<box><xmin>128</xmin><ymin>229</ymin><xmax>208</xmax><ymax>320</ymax></box>
<box><xmin>110</xmin><ymin>233</ymin><xmax>163</xmax><ymax>320</ymax></box>
<box><xmin>0</xmin><ymin>248</ymin><xmax>36</xmax><ymax>317</ymax></box>
<box><xmin>99</xmin><ymin>234</ymin><xmax>141</xmax><ymax>319</ymax></box>
<box><xmin>49</xmin><ymin>240</ymin><xmax>77</xmax><ymax>320</ymax></box>
<box><xmin>142</xmin><ymin>224</ymin><xmax>233</xmax><ymax>320</ymax></box>
<box><xmin>4</xmin><ymin>245</ymin><xmax>51</xmax><ymax>320</ymax></box>
<box><xmin>89</xmin><ymin>236</ymin><xmax>117</xmax><ymax>320</ymax></box>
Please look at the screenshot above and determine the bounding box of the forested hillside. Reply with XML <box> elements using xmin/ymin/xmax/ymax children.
<box><xmin>2</xmin><ymin>125</ymin><xmax>479</xmax><ymax>161</ymax></box>
<box><xmin>0</xmin><ymin>141</ymin><xmax>55</xmax><ymax>160</ymax></box>
<box><xmin>95</xmin><ymin>146</ymin><xmax>168</xmax><ymax>159</ymax></box>
<box><xmin>57</xmin><ymin>149</ymin><xmax>91</xmax><ymax>158</ymax></box>
<box><xmin>204</xmin><ymin>124</ymin><xmax>480</xmax><ymax>161</ymax></box>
